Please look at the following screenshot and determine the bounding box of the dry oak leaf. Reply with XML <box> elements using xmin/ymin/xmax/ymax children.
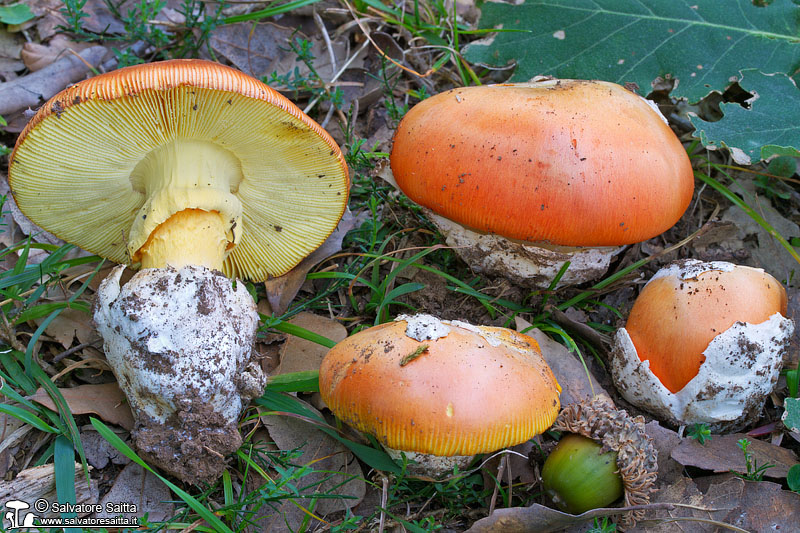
<box><xmin>515</xmin><ymin>317</ymin><xmax>609</xmax><ymax>407</ymax></box>
<box><xmin>277</xmin><ymin>312</ymin><xmax>347</xmax><ymax>375</ymax></box>
<box><xmin>629</xmin><ymin>475</ymin><xmax>800</xmax><ymax>532</ymax></box>
<box><xmin>671</xmin><ymin>433</ymin><xmax>798</xmax><ymax>479</ymax></box>
<box><xmin>30</xmin><ymin>383</ymin><xmax>134</xmax><ymax>430</ymax></box>
<box><xmin>36</xmin><ymin>307</ymin><xmax>97</xmax><ymax>349</ymax></box>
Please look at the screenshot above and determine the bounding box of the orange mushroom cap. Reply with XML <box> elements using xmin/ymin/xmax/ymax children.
<box><xmin>319</xmin><ymin>316</ymin><xmax>562</xmax><ymax>457</ymax></box>
<box><xmin>625</xmin><ymin>261</ymin><xmax>788</xmax><ymax>394</ymax></box>
<box><xmin>390</xmin><ymin>79</ymin><xmax>693</xmax><ymax>247</ymax></box>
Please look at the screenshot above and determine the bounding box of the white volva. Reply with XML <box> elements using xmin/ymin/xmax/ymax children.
<box><xmin>612</xmin><ymin>313</ymin><xmax>792</xmax><ymax>431</ymax></box>
<box><xmin>94</xmin><ymin>264</ymin><xmax>266</xmax><ymax>431</ymax></box>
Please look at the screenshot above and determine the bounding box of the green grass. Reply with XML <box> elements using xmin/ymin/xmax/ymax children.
<box><xmin>3</xmin><ymin>1</ymin><xmax>800</xmax><ymax>531</ymax></box>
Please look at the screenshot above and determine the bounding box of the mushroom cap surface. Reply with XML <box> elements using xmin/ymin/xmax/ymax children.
<box><xmin>9</xmin><ymin>59</ymin><xmax>349</xmax><ymax>281</ymax></box>
<box><xmin>319</xmin><ymin>315</ymin><xmax>562</xmax><ymax>456</ymax></box>
<box><xmin>389</xmin><ymin>79</ymin><xmax>693</xmax><ymax>246</ymax></box>
<box><xmin>625</xmin><ymin>260</ymin><xmax>788</xmax><ymax>393</ymax></box>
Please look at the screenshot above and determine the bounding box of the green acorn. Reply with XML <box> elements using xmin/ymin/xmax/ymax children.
<box><xmin>542</xmin><ymin>433</ymin><xmax>624</xmax><ymax>514</ymax></box>
<box><xmin>540</xmin><ymin>396</ymin><xmax>658</xmax><ymax>528</ymax></box>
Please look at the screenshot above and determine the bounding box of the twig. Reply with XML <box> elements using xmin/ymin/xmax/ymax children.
<box><xmin>488</xmin><ymin>455</ymin><xmax>505</xmax><ymax>515</ymax></box>
<box><xmin>639</xmin><ymin>516</ymin><xmax>750</xmax><ymax>532</ymax></box>
<box><xmin>51</xmin><ymin>357</ymin><xmax>111</xmax><ymax>382</ymax></box>
<box><xmin>378</xmin><ymin>475</ymin><xmax>388</xmax><ymax>533</ymax></box>
<box><xmin>302</xmin><ymin>36</ymin><xmax>371</xmax><ymax>115</ymax></box>
<box><xmin>52</xmin><ymin>339</ymin><xmax>102</xmax><ymax>363</ymax></box>
<box><xmin>313</xmin><ymin>9</ymin><xmax>337</xmax><ymax>76</ymax></box>
<box><xmin>505</xmin><ymin>453</ymin><xmax>513</xmax><ymax>507</ymax></box>
<box><xmin>341</xmin><ymin>0</ymin><xmax>433</xmax><ymax>78</ymax></box>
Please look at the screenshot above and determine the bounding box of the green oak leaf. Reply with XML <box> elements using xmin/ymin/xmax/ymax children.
<box><xmin>463</xmin><ymin>0</ymin><xmax>800</xmax><ymax>102</ymax></box>
<box><xmin>690</xmin><ymin>70</ymin><xmax>800</xmax><ymax>164</ymax></box>
<box><xmin>0</xmin><ymin>3</ymin><xmax>34</xmax><ymax>25</ymax></box>
<box><xmin>784</xmin><ymin>397</ymin><xmax>800</xmax><ymax>433</ymax></box>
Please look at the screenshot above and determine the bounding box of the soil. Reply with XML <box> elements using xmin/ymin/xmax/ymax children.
<box><xmin>133</xmin><ymin>397</ymin><xmax>242</xmax><ymax>484</ymax></box>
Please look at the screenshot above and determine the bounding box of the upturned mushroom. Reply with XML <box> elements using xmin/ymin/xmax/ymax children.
<box><xmin>610</xmin><ymin>259</ymin><xmax>794</xmax><ymax>431</ymax></box>
<box><xmin>319</xmin><ymin>314</ymin><xmax>562</xmax><ymax>477</ymax></box>
<box><xmin>389</xmin><ymin>79</ymin><xmax>694</xmax><ymax>288</ymax></box>
<box><xmin>9</xmin><ymin>59</ymin><xmax>349</xmax><ymax>482</ymax></box>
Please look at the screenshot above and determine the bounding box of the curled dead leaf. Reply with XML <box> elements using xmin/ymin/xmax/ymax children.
<box><xmin>670</xmin><ymin>433</ymin><xmax>798</xmax><ymax>479</ymax></box>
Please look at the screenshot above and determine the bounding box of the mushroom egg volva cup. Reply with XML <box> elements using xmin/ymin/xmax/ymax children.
<box><xmin>9</xmin><ymin>59</ymin><xmax>349</xmax><ymax>483</ymax></box>
<box><xmin>610</xmin><ymin>260</ymin><xmax>794</xmax><ymax>432</ymax></box>
<box><xmin>319</xmin><ymin>314</ymin><xmax>562</xmax><ymax>478</ymax></box>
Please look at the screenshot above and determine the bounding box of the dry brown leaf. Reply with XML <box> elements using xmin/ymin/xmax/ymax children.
<box><xmin>30</xmin><ymin>383</ymin><xmax>134</xmax><ymax>430</ymax></box>
<box><xmin>210</xmin><ymin>22</ymin><xmax>305</xmax><ymax>80</ymax></box>
<box><xmin>721</xmin><ymin>193</ymin><xmax>800</xmax><ymax>287</ymax></box>
<box><xmin>96</xmin><ymin>463</ymin><xmax>173</xmax><ymax>522</ymax></box>
<box><xmin>21</xmin><ymin>35</ymin><xmax>92</xmax><ymax>71</ymax></box>
<box><xmin>645</xmin><ymin>421</ymin><xmax>684</xmax><ymax>487</ymax></box>
<box><xmin>466</xmin><ymin>501</ymin><xmax>703</xmax><ymax>533</ymax></box>
<box><xmin>264</xmin><ymin>209</ymin><xmax>362</xmax><ymax>315</ymax></box>
<box><xmin>0</xmin><ymin>28</ymin><xmax>24</xmax><ymax>72</ymax></box>
<box><xmin>515</xmin><ymin>317</ymin><xmax>609</xmax><ymax>407</ymax></box>
<box><xmin>28</xmin><ymin>0</ymin><xmax>126</xmax><ymax>40</ymax></box>
<box><xmin>278</xmin><ymin>312</ymin><xmax>347</xmax><ymax>375</ymax></box>
<box><xmin>209</xmin><ymin>20</ymin><xmax>356</xmax><ymax>83</ymax></box>
<box><xmin>670</xmin><ymin>433</ymin><xmax>799</xmax><ymax>479</ymax></box>
<box><xmin>629</xmin><ymin>475</ymin><xmax>800</xmax><ymax>532</ymax></box>
<box><xmin>259</xmin><ymin>399</ymin><xmax>365</xmax><ymax>529</ymax></box>
<box><xmin>36</xmin><ymin>307</ymin><xmax>97</xmax><ymax>349</ymax></box>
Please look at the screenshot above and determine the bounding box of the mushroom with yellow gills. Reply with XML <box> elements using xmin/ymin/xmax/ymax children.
<box><xmin>9</xmin><ymin>59</ymin><xmax>350</xmax><ymax>482</ymax></box>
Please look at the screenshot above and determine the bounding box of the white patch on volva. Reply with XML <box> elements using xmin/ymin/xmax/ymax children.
<box><xmin>397</xmin><ymin>314</ymin><xmax>451</xmax><ymax>341</ymax></box>
<box><xmin>610</xmin><ymin>313</ymin><xmax>793</xmax><ymax>431</ymax></box>
<box><xmin>649</xmin><ymin>259</ymin><xmax>737</xmax><ymax>283</ymax></box>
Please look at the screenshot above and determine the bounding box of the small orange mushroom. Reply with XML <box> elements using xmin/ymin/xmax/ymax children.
<box><xmin>610</xmin><ymin>260</ymin><xmax>794</xmax><ymax>430</ymax></box>
<box><xmin>319</xmin><ymin>315</ymin><xmax>561</xmax><ymax>474</ymax></box>
<box><xmin>625</xmin><ymin>261</ymin><xmax>788</xmax><ymax>393</ymax></box>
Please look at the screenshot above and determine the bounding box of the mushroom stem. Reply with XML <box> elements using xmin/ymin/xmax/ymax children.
<box><xmin>94</xmin><ymin>264</ymin><xmax>266</xmax><ymax>483</ymax></box>
<box><xmin>136</xmin><ymin>208</ymin><xmax>230</xmax><ymax>270</ymax></box>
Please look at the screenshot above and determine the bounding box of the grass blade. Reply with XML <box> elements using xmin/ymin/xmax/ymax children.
<box><xmin>0</xmin><ymin>403</ymin><xmax>58</xmax><ymax>433</ymax></box>
<box><xmin>266</xmin><ymin>370</ymin><xmax>321</xmax><ymax>393</ymax></box>
<box><xmin>54</xmin><ymin>435</ymin><xmax>81</xmax><ymax>533</ymax></box>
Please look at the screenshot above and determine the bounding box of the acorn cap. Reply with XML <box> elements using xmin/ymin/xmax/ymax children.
<box><xmin>390</xmin><ymin>79</ymin><xmax>693</xmax><ymax>247</ymax></box>
<box><xmin>9</xmin><ymin>59</ymin><xmax>349</xmax><ymax>281</ymax></box>
<box><xmin>553</xmin><ymin>396</ymin><xmax>657</xmax><ymax>528</ymax></box>
<box><xmin>319</xmin><ymin>314</ymin><xmax>562</xmax><ymax>456</ymax></box>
